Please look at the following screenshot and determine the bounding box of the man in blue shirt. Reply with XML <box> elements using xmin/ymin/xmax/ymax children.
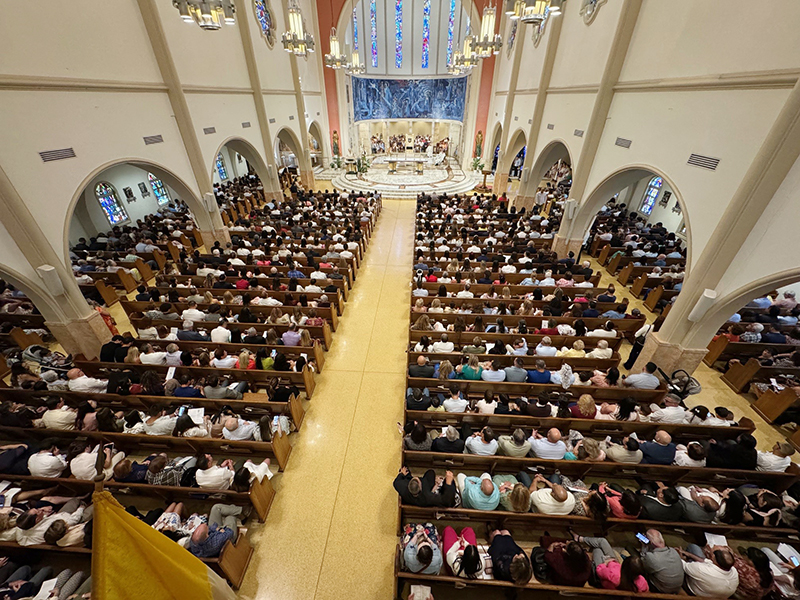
<box><xmin>527</xmin><ymin>360</ymin><xmax>551</xmax><ymax>383</ymax></box>
<box><xmin>189</xmin><ymin>503</ymin><xmax>240</xmax><ymax>557</ymax></box>
<box><xmin>582</xmin><ymin>302</ymin><xmax>600</xmax><ymax>318</ymax></box>
<box><xmin>639</xmin><ymin>430</ymin><xmax>676</xmax><ymax>465</ymax></box>
<box><xmin>761</xmin><ymin>324</ymin><xmax>787</xmax><ymax>344</ymax></box>
<box><xmin>287</xmin><ymin>263</ymin><xmax>304</xmax><ymax>279</ymax></box>
<box><xmin>601</xmin><ymin>304</ymin><xmax>628</xmax><ymax>319</ymax></box>
<box><xmin>457</xmin><ymin>473</ymin><xmax>500</xmax><ymax>510</ymax></box>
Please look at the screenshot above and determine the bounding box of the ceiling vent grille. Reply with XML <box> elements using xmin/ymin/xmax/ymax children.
<box><xmin>203</xmin><ymin>127</ymin><xmax>216</xmax><ymax>135</ymax></box>
<box><xmin>39</xmin><ymin>148</ymin><xmax>76</xmax><ymax>162</ymax></box>
<box><xmin>241</xmin><ymin>122</ymin><xmax>251</xmax><ymax>128</ymax></box>
<box><xmin>546</xmin><ymin>123</ymin><xmax>554</xmax><ymax>130</ymax></box>
<box><xmin>268</xmin><ymin>118</ymin><xmax>276</xmax><ymax>124</ymax></box>
<box><xmin>574</xmin><ymin>129</ymin><xmax>584</xmax><ymax>138</ymax></box>
<box><xmin>288</xmin><ymin>115</ymin><xmax>295</xmax><ymax>120</ymax></box>
<box><xmin>615</xmin><ymin>137</ymin><xmax>632</xmax><ymax>149</ymax></box>
<box><xmin>687</xmin><ymin>153</ymin><xmax>720</xmax><ymax>171</ymax></box>
<box><xmin>143</xmin><ymin>135</ymin><xmax>163</xmax><ymax>145</ymax></box>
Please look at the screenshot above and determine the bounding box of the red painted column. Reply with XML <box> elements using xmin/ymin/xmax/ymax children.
<box><xmin>473</xmin><ymin>54</ymin><xmax>496</xmax><ymax>158</ymax></box>
<box><xmin>317</xmin><ymin>0</ymin><xmax>348</xmax><ymax>152</ymax></box>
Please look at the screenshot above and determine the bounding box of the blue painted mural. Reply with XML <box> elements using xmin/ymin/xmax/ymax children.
<box><xmin>351</xmin><ymin>77</ymin><xmax>468</xmax><ymax>122</ymax></box>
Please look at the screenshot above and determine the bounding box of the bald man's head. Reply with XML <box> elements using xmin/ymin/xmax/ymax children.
<box><xmin>547</xmin><ymin>428</ymin><xmax>562</xmax><ymax>443</ymax></box>
<box><xmin>551</xmin><ymin>485</ymin><xmax>568</xmax><ymax>503</ymax></box>
<box><xmin>654</xmin><ymin>430</ymin><xmax>672</xmax><ymax>445</ymax></box>
<box><xmin>480</xmin><ymin>479</ymin><xmax>495</xmax><ymax>497</ymax></box>
<box><xmin>416</xmin><ymin>355</ymin><xmax>427</xmax><ymax>366</ymax></box>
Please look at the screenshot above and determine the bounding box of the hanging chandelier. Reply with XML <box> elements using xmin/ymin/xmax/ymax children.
<box><xmin>347</xmin><ymin>49</ymin><xmax>365</xmax><ymax>75</ymax></box>
<box><xmin>456</xmin><ymin>35</ymin><xmax>480</xmax><ymax>71</ymax></box>
<box><xmin>505</xmin><ymin>0</ymin><xmax>526</xmax><ymax>20</ymax></box>
<box><xmin>520</xmin><ymin>0</ymin><xmax>551</xmax><ymax>24</ymax></box>
<box><xmin>173</xmin><ymin>0</ymin><xmax>235</xmax><ymax>31</ymax></box>
<box><xmin>281</xmin><ymin>0</ymin><xmax>315</xmax><ymax>56</ymax></box>
<box><xmin>324</xmin><ymin>28</ymin><xmax>349</xmax><ymax>69</ymax></box>
<box><xmin>474</xmin><ymin>4</ymin><xmax>502</xmax><ymax>57</ymax></box>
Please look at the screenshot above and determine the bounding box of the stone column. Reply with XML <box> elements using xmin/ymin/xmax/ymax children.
<box><xmin>47</xmin><ymin>311</ymin><xmax>112</xmax><ymax>359</ymax></box>
<box><xmin>630</xmin><ymin>332</ymin><xmax>708</xmax><ymax>376</ymax></box>
<box><xmin>551</xmin><ymin>234</ymin><xmax>583</xmax><ymax>257</ymax></box>
<box><xmin>198</xmin><ymin>227</ymin><xmax>231</xmax><ymax>249</ymax></box>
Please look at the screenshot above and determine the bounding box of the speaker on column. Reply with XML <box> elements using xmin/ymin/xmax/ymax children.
<box><xmin>204</xmin><ymin>192</ymin><xmax>217</xmax><ymax>212</ymax></box>
<box><xmin>565</xmin><ymin>198</ymin><xmax>578</xmax><ymax>219</ymax></box>
<box><xmin>37</xmin><ymin>264</ymin><xmax>64</xmax><ymax>297</ymax></box>
<box><xmin>522</xmin><ymin>168</ymin><xmax>530</xmax><ymax>182</ymax></box>
<box><xmin>688</xmin><ymin>289</ymin><xmax>717</xmax><ymax>322</ymax></box>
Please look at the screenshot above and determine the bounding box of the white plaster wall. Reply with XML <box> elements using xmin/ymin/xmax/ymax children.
<box><xmin>155</xmin><ymin>0</ymin><xmax>252</xmax><ymax>89</ymax></box>
<box><xmin>493</xmin><ymin>16</ymin><xmax>515</xmax><ymax>93</ymax></box>
<box><xmin>0</xmin><ymin>89</ymin><xmax>201</xmax><ymax>261</ymax></box>
<box><xmin>620</xmin><ymin>0</ymin><xmax>800</xmax><ymax>83</ymax></box>
<box><xmin>547</xmin><ymin>0</ymin><xmax>622</xmax><ymax>89</ymax></box>
<box><xmin>263</xmin><ymin>95</ymin><xmax>307</xmax><ymax>146</ymax></box>
<box><xmin>72</xmin><ymin>164</ymin><xmax>181</xmax><ymax>242</ymax></box>
<box><xmin>715</xmin><ymin>152</ymin><xmax>800</xmax><ymax>300</ymax></box>
<box><xmin>531</xmin><ymin>92</ymin><xmax>594</xmax><ymax>172</ymax></box>
<box><xmin>0</xmin><ymin>0</ymin><xmax>162</xmax><ymax>83</ymax></box>
<box><xmin>515</xmin><ymin>27</ymin><xmax>545</xmax><ymax>92</ymax></box>
<box><xmin>582</xmin><ymin>88</ymin><xmax>791</xmax><ymax>267</ymax></box>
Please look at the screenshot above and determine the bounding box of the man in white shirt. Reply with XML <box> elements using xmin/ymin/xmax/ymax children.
<box><xmin>442</xmin><ymin>388</ymin><xmax>469</xmax><ymax>412</ymax></box>
<box><xmin>480</xmin><ymin>360</ymin><xmax>506</xmax><ymax>382</ymax></box>
<box><xmin>70</xmin><ymin>444</ymin><xmax>126</xmax><ymax>480</ymax></box>
<box><xmin>195</xmin><ymin>457</ymin><xmax>236</xmax><ymax>490</ymax></box>
<box><xmin>456</xmin><ymin>284</ymin><xmax>474</xmax><ymax>298</ymax></box>
<box><xmin>181</xmin><ymin>301</ymin><xmax>206</xmax><ymax>322</ymax></box>
<box><xmin>528</xmin><ymin>428</ymin><xmax>567</xmax><ymax>459</ymax></box>
<box><xmin>622</xmin><ymin>362</ymin><xmax>660</xmax><ymax>389</ymax></box>
<box><xmin>39</xmin><ymin>398</ymin><xmax>77</xmax><ymax>430</ymax></box>
<box><xmin>648</xmin><ymin>394</ymin><xmax>688</xmax><ymax>424</ymax></box>
<box><xmin>756</xmin><ymin>442</ymin><xmax>795</xmax><ymax>472</ymax></box>
<box><xmin>431</xmin><ymin>334</ymin><xmax>455</xmax><ymax>353</ymax></box>
<box><xmin>9</xmin><ymin>500</ymin><xmax>86</xmax><ymax>546</ymax></box>
<box><xmin>66</xmin><ymin>368</ymin><xmax>108</xmax><ymax>394</ymax></box>
<box><xmin>211</xmin><ymin>349</ymin><xmax>239</xmax><ymax>369</ymax></box>
<box><xmin>27</xmin><ymin>445</ymin><xmax>68</xmax><ymax>478</ymax></box>
<box><xmin>140</xmin><ymin>344</ymin><xmax>168</xmax><ymax>365</ymax></box>
<box><xmin>210</xmin><ymin>322</ymin><xmax>232</xmax><ymax>343</ymax></box>
<box><xmin>464</xmin><ymin>426</ymin><xmax>499</xmax><ymax>456</ymax></box>
<box><xmin>221</xmin><ymin>417</ymin><xmax>263</xmax><ymax>441</ymax></box>
<box><xmin>680</xmin><ymin>545</ymin><xmax>739</xmax><ymax>598</ymax></box>
<box><xmin>529</xmin><ymin>474</ymin><xmax>576</xmax><ymax>515</ymax></box>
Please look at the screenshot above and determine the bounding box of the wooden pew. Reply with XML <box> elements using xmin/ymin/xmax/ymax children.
<box><xmin>0</xmin><ymin>424</ymin><xmax>293</xmax><ymax>472</ymax></box>
<box><xmin>85</xmin><ymin>270</ymin><xmax>138</xmax><ymax>293</ymax></box>
<box><xmin>420</xmin><ymin>279</ymin><xmax>602</xmax><ymax>295</ymax></box>
<box><xmin>408</xmin><ymin>330</ymin><xmax>626</xmax><ymax>353</ymax></box>
<box><xmin>413</xmin><ymin>313</ymin><xmax>646</xmax><ymax>336</ymax></box>
<box><xmin>74</xmin><ymin>359</ymin><xmax>317</xmax><ymax>400</ymax></box>
<box><xmin>704</xmin><ymin>336</ymin><xmax>800</xmax><ymax>367</ymax></box>
<box><xmin>406</xmin><ymin>377</ymin><xmax>668</xmax><ymax>405</ymax></box>
<box><xmin>406</xmin><ymin>351</ymin><xmax>621</xmax><ymax>371</ymax></box>
<box><xmin>721</xmin><ymin>358</ymin><xmax>800</xmax><ymax>394</ymax></box>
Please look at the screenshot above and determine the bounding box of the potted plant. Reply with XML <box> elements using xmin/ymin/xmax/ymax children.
<box><xmin>471</xmin><ymin>157</ymin><xmax>485</xmax><ymax>172</ymax></box>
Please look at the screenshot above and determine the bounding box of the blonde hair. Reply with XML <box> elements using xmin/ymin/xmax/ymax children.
<box><xmin>223</xmin><ymin>291</ymin><xmax>235</xmax><ymax>304</ymax></box>
<box><xmin>540</xmin><ymin>336</ymin><xmax>552</xmax><ymax>347</ymax></box>
<box><xmin>430</xmin><ymin>298</ymin><xmax>441</xmax><ymax>310</ymax></box>
<box><xmin>501</xmin><ymin>286</ymin><xmax>511</xmax><ymax>299</ymax></box>
<box><xmin>509</xmin><ymin>483</ymin><xmax>532</xmax><ymax>513</ymax></box>
<box><xmin>447</xmin><ymin>258</ymin><xmax>459</xmax><ymax>273</ymax></box>
<box><xmin>270</xmin><ymin>308</ymin><xmax>283</xmax><ymax>322</ymax></box>
<box><xmin>581</xmin><ymin>437</ymin><xmax>602</xmax><ymax>460</ymax></box>
<box><xmin>413</xmin><ymin>315</ymin><xmax>432</xmax><ymax>330</ymax></box>
<box><xmin>238</xmin><ymin>351</ymin><xmax>251</xmax><ymax>369</ymax></box>
<box><xmin>438</xmin><ymin>360</ymin><xmax>454</xmax><ymax>380</ymax></box>
<box><xmin>124</xmin><ymin>346</ymin><xmax>140</xmax><ymax>364</ymax></box>
<box><xmin>577</xmin><ymin>394</ymin><xmax>596</xmax><ymax>416</ymax></box>
<box><xmin>300</xmin><ymin>329</ymin><xmax>312</xmax><ymax>346</ymax></box>
<box><xmin>467</xmin><ymin>354</ymin><xmax>480</xmax><ymax>369</ymax></box>
<box><xmin>414</xmin><ymin>298</ymin><xmax>425</xmax><ymax>310</ymax></box>
<box><xmin>572</xmin><ymin>340</ymin><xmax>585</xmax><ymax>351</ymax></box>
<box><xmin>597</xmin><ymin>339</ymin><xmax>609</xmax><ymax>349</ymax></box>
<box><xmin>204</xmin><ymin>291</ymin><xmax>215</xmax><ymax>304</ymax></box>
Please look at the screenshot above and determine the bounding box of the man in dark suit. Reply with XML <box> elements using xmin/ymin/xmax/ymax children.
<box><xmin>393</xmin><ymin>467</ymin><xmax>456</xmax><ymax>507</ymax></box>
<box><xmin>706</xmin><ymin>433</ymin><xmax>758</xmax><ymax>470</ymax></box>
<box><xmin>408</xmin><ymin>356</ymin><xmax>435</xmax><ymax>378</ymax></box>
<box><xmin>176</xmin><ymin>320</ymin><xmax>210</xmax><ymax>342</ymax></box>
<box><xmin>638</xmin><ymin>483</ymin><xmax>683</xmax><ymax>521</ymax></box>
<box><xmin>100</xmin><ymin>335</ymin><xmax>123</xmax><ymax>362</ymax></box>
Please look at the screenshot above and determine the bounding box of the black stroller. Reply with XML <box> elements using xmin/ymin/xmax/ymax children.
<box><xmin>656</xmin><ymin>367</ymin><xmax>702</xmax><ymax>402</ymax></box>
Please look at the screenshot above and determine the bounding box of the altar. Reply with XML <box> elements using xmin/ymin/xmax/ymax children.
<box><xmin>387</xmin><ymin>157</ymin><xmax>426</xmax><ymax>175</ymax></box>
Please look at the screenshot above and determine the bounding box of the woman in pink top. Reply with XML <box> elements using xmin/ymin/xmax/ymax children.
<box><xmin>570</xmin><ymin>532</ymin><xmax>649</xmax><ymax>592</ymax></box>
<box><xmin>598</xmin><ymin>483</ymin><xmax>641</xmax><ymax>519</ymax></box>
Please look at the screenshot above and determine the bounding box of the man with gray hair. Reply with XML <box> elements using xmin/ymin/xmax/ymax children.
<box><xmin>176</xmin><ymin>320</ymin><xmax>210</xmax><ymax>341</ymax></box>
<box><xmin>431</xmin><ymin>426</ymin><xmax>465</xmax><ymax>453</ymax></box>
<box><xmin>640</xmin><ymin>528</ymin><xmax>684</xmax><ymax>593</ymax></box>
<box><xmin>648</xmin><ymin>394</ymin><xmax>688</xmax><ymax>424</ymax></box>
<box><xmin>498</xmin><ymin>428</ymin><xmax>531</xmax><ymax>457</ymax></box>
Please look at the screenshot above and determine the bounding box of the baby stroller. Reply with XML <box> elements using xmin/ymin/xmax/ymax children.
<box><xmin>20</xmin><ymin>344</ymin><xmax>73</xmax><ymax>377</ymax></box>
<box><xmin>656</xmin><ymin>367</ymin><xmax>702</xmax><ymax>401</ymax></box>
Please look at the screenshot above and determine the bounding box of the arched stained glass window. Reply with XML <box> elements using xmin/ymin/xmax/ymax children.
<box><xmin>148</xmin><ymin>173</ymin><xmax>170</xmax><ymax>206</ymax></box>
<box><xmin>95</xmin><ymin>182</ymin><xmax>129</xmax><ymax>225</ymax></box>
<box><xmin>216</xmin><ymin>153</ymin><xmax>229</xmax><ymax>180</ymax></box>
<box><xmin>640</xmin><ymin>176</ymin><xmax>663</xmax><ymax>215</ymax></box>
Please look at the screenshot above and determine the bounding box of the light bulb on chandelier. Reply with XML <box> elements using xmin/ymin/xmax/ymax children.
<box><xmin>172</xmin><ymin>0</ymin><xmax>235</xmax><ymax>31</ymax></box>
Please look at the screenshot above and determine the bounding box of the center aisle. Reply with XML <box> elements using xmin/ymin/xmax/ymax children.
<box><xmin>238</xmin><ymin>199</ymin><xmax>415</xmax><ymax>600</ymax></box>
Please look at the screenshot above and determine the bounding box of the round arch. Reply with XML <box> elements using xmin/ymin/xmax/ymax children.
<box><xmin>489</xmin><ymin>123</ymin><xmax>503</xmax><ymax>172</ymax></box>
<box><xmin>527</xmin><ymin>139</ymin><xmax>573</xmax><ymax>188</ymax></box>
<box><xmin>307</xmin><ymin>121</ymin><xmax>326</xmax><ymax>168</ymax></box>
<box><xmin>63</xmin><ymin>158</ymin><xmax>212</xmax><ymax>271</ymax></box>
<box><xmin>566</xmin><ymin>164</ymin><xmax>693</xmax><ymax>269</ymax></box>
<box><xmin>211</xmin><ymin>137</ymin><xmax>271</xmax><ymax>188</ymax></box>
<box><xmin>504</xmin><ymin>128</ymin><xmax>528</xmax><ymax>177</ymax></box>
<box><xmin>274</xmin><ymin>127</ymin><xmax>304</xmax><ymax>172</ymax></box>
<box><xmin>685</xmin><ymin>268</ymin><xmax>800</xmax><ymax>348</ymax></box>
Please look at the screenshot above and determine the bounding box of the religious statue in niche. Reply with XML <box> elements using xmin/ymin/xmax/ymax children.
<box><xmin>474</xmin><ymin>130</ymin><xmax>483</xmax><ymax>158</ymax></box>
<box><xmin>659</xmin><ymin>190</ymin><xmax>671</xmax><ymax>208</ymax></box>
<box><xmin>138</xmin><ymin>182</ymin><xmax>150</xmax><ymax>197</ymax></box>
<box><xmin>332</xmin><ymin>130</ymin><xmax>340</xmax><ymax>156</ymax></box>
<box><xmin>672</xmin><ymin>201</ymin><xmax>682</xmax><ymax>214</ymax></box>
<box><xmin>123</xmin><ymin>187</ymin><xmax>136</xmax><ymax>203</ymax></box>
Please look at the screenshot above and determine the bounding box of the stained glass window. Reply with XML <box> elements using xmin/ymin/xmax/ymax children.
<box><xmin>216</xmin><ymin>153</ymin><xmax>228</xmax><ymax>180</ymax></box>
<box><xmin>421</xmin><ymin>0</ymin><xmax>431</xmax><ymax>68</ymax></box>
<box><xmin>253</xmin><ymin>0</ymin><xmax>275</xmax><ymax>47</ymax></box>
<box><xmin>640</xmin><ymin>176</ymin><xmax>663</xmax><ymax>215</ymax></box>
<box><xmin>352</xmin><ymin>8</ymin><xmax>359</xmax><ymax>52</ymax></box>
<box><xmin>148</xmin><ymin>173</ymin><xmax>170</xmax><ymax>206</ymax></box>
<box><xmin>370</xmin><ymin>0</ymin><xmax>378</xmax><ymax>67</ymax></box>
<box><xmin>446</xmin><ymin>0</ymin><xmax>456</xmax><ymax>65</ymax></box>
<box><xmin>394</xmin><ymin>0</ymin><xmax>402</xmax><ymax>68</ymax></box>
<box><xmin>95</xmin><ymin>182</ymin><xmax>128</xmax><ymax>225</ymax></box>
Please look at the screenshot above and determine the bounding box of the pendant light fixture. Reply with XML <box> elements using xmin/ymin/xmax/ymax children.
<box><xmin>282</xmin><ymin>0</ymin><xmax>315</xmax><ymax>56</ymax></box>
<box><xmin>172</xmin><ymin>0</ymin><xmax>235</xmax><ymax>30</ymax></box>
<box><xmin>474</xmin><ymin>0</ymin><xmax>502</xmax><ymax>57</ymax></box>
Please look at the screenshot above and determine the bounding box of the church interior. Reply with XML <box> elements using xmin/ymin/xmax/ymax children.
<box><xmin>2</xmin><ymin>1</ymin><xmax>800</xmax><ymax>599</ymax></box>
